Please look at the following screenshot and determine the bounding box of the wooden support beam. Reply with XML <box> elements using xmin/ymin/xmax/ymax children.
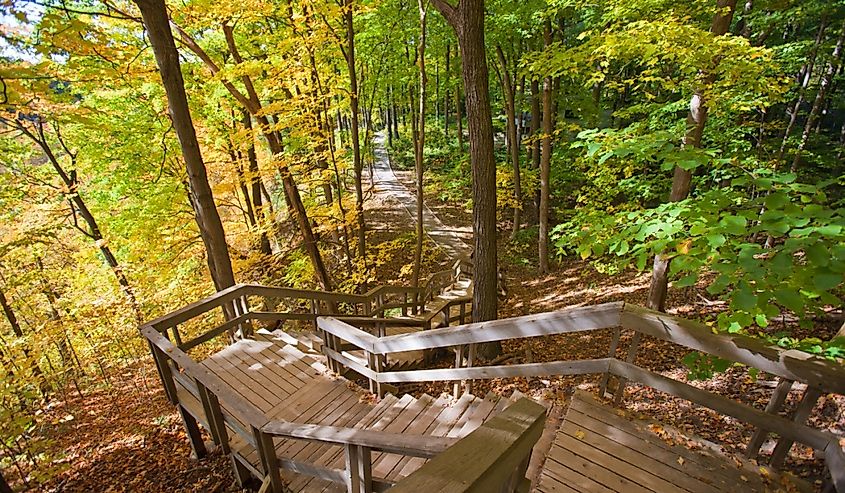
<box><xmin>148</xmin><ymin>341</ymin><xmax>178</xmax><ymax>404</ymax></box>
<box><xmin>746</xmin><ymin>377</ymin><xmax>793</xmax><ymax>459</ymax></box>
<box><xmin>613</xmin><ymin>332</ymin><xmax>641</xmax><ymax>406</ymax></box>
<box><xmin>599</xmin><ymin>328</ymin><xmax>621</xmax><ymax>397</ymax></box>
<box><xmin>253</xmin><ymin>427</ymin><xmax>283</xmax><ymax>493</ymax></box>
<box><xmin>230</xmin><ymin>452</ymin><xmax>254</xmax><ymax>488</ymax></box>
<box><xmin>177</xmin><ymin>404</ymin><xmax>207</xmax><ymax>459</ymax></box>
<box><xmin>770</xmin><ymin>386</ymin><xmax>823</xmax><ymax>468</ymax></box>
<box><xmin>197</xmin><ymin>380</ymin><xmax>230</xmax><ymax>454</ymax></box>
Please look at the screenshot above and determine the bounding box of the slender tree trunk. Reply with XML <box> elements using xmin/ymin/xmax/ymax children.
<box><xmin>496</xmin><ymin>45</ymin><xmax>522</xmax><ymax>238</ymax></box>
<box><xmin>174</xmin><ymin>19</ymin><xmax>332</xmax><ymax>289</ymax></box>
<box><xmin>791</xmin><ymin>23</ymin><xmax>844</xmax><ymax>172</ymax></box>
<box><xmin>777</xmin><ymin>18</ymin><xmax>828</xmax><ymax>163</ymax></box>
<box><xmin>241</xmin><ymin>111</ymin><xmax>273</xmax><ymax>255</ymax></box>
<box><xmin>412</xmin><ymin>2</ymin><xmax>428</xmax><ymax>288</ymax></box>
<box><xmin>0</xmin><ymin>285</ymin><xmax>45</xmax><ymax>394</ymax></box>
<box><xmin>136</xmin><ymin>0</ymin><xmax>236</xmax><ymax>294</ymax></box>
<box><xmin>455</xmin><ymin>82</ymin><xmax>464</xmax><ymax>151</ymax></box>
<box><xmin>431</xmin><ymin>0</ymin><xmax>500</xmax><ymax>358</ymax></box>
<box><xmin>11</xmin><ymin>121</ymin><xmax>144</xmax><ymax>321</ymax></box>
<box><xmin>646</xmin><ymin>0</ymin><xmax>737</xmax><ymax>312</ymax></box>
<box><xmin>539</xmin><ymin>21</ymin><xmax>553</xmax><ymax>274</ymax></box>
<box><xmin>344</xmin><ymin>0</ymin><xmax>367</xmax><ymax>261</ymax></box>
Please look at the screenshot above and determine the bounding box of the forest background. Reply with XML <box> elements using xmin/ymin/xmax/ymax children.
<box><xmin>0</xmin><ymin>0</ymin><xmax>843</xmax><ymax>490</ymax></box>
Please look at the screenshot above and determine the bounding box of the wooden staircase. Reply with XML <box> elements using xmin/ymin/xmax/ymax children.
<box><xmin>186</xmin><ymin>331</ymin><xmax>531</xmax><ymax>492</ymax></box>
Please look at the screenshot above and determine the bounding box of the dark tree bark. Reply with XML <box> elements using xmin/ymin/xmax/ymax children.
<box><xmin>777</xmin><ymin>17</ymin><xmax>828</xmax><ymax>163</ymax></box>
<box><xmin>135</xmin><ymin>0</ymin><xmax>236</xmax><ymax>293</ymax></box>
<box><xmin>791</xmin><ymin>23</ymin><xmax>844</xmax><ymax>172</ymax></box>
<box><xmin>241</xmin><ymin>111</ymin><xmax>273</xmax><ymax>255</ymax></box>
<box><xmin>0</xmin><ymin>284</ymin><xmax>45</xmax><ymax>394</ymax></box>
<box><xmin>430</xmin><ymin>0</ymin><xmax>500</xmax><ymax>358</ymax></box>
<box><xmin>496</xmin><ymin>45</ymin><xmax>522</xmax><ymax>238</ymax></box>
<box><xmin>646</xmin><ymin>0</ymin><xmax>737</xmax><ymax>312</ymax></box>
<box><xmin>539</xmin><ymin>21</ymin><xmax>553</xmax><ymax>274</ymax></box>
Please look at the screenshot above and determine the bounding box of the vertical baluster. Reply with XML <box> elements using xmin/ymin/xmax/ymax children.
<box><xmin>453</xmin><ymin>345</ymin><xmax>464</xmax><ymax>399</ymax></box>
<box><xmin>345</xmin><ymin>444</ymin><xmax>373</xmax><ymax>493</ymax></box>
<box><xmin>149</xmin><ymin>342</ymin><xmax>177</xmax><ymax>404</ymax></box>
<box><xmin>239</xmin><ymin>295</ymin><xmax>253</xmax><ymax>338</ymax></box>
<box><xmin>253</xmin><ymin>427</ymin><xmax>282</xmax><ymax>493</ymax></box>
<box><xmin>599</xmin><ymin>328</ymin><xmax>621</xmax><ymax>397</ymax></box>
<box><xmin>613</xmin><ymin>332</ymin><xmax>641</xmax><ymax>405</ymax></box>
<box><xmin>171</xmin><ymin>325</ymin><xmax>184</xmax><ymax>347</ymax></box>
<box><xmin>197</xmin><ymin>379</ymin><xmax>229</xmax><ymax>454</ymax></box>
<box><xmin>465</xmin><ymin>343</ymin><xmax>476</xmax><ymax>396</ymax></box>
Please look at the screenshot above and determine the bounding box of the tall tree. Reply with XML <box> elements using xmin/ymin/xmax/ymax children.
<box><xmin>134</xmin><ymin>0</ymin><xmax>236</xmax><ymax>292</ymax></box>
<box><xmin>495</xmin><ymin>45</ymin><xmax>522</xmax><ymax>238</ymax></box>
<box><xmin>430</xmin><ymin>0</ymin><xmax>500</xmax><ymax>357</ymax></box>
<box><xmin>646</xmin><ymin>0</ymin><xmax>738</xmax><ymax>312</ymax></box>
<box><xmin>412</xmin><ymin>0</ymin><xmax>429</xmax><ymax>288</ymax></box>
<box><xmin>344</xmin><ymin>0</ymin><xmax>368</xmax><ymax>261</ymax></box>
<box><xmin>538</xmin><ymin>20</ymin><xmax>553</xmax><ymax>274</ymax></box>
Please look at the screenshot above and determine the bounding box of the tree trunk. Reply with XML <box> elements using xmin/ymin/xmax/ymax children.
<box><xmin>791</xmin><ymin>23</ymin><xmax>844</xmax><ymax>172</ymax></box>
<box><xmin>776</xmin><ymin>17</ymin><xmax>828</xmax><ymax>163</ymax></box>
<box><xmin>174</xmin><ymin>18</ymin><xmax>332</xmax><ymax>290</ymax></box>
<box><xmin>412</xmin><ymin>2</ymin><xmax>428</xmax><ymax>288</ymax></box>
<box><xmin>0</xmin><ymin>285</ymin><xmax>45</xmax><ymax>394</ymax></box>
<box><xmin>455</xmin><ymin>82</ymin><xmax>464</xmax><ymax>152</ymax></box>
<box><xmin>496</xmin><ymin>45</ymin><xmax>522</xmax><ymax>238</ymax></box>
<box><xmin>538</xmin><ymin>21</ymin><xmax>553</xmax><ymax>275</ymax></box>
<box><xmin>431</xmin><ymin>0</ymin><xmax>500</xmax><ymax>359</ymax></box>
<box><xmin>344</xmin><ymin>0</ymin><xmax>367</xmax><ymax>261</ymax></box>
<box><xmin>136</xmin><ymin>0</ymin><xmax>236</xmax><ymax>294</ymax></box>
<box><xmin>13</xmin><ymin>121</ymin><xmax>143</xmax><ymax>321</ymax></box>
<box><xmin>241</xmin><ymin>111</ymin><xmax>273</xmax><ymax>255</ymax></box>
<box><xmin>646</xmin><ymin>0</ymin><xmax>737</xmax><ymax>312</ymax></box>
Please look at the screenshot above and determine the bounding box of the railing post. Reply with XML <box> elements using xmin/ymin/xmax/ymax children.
<box><xmin>197</xmin><ymin>379</ymin><xmax>229</xmax><ymax>454</ymax></box>
<box><xmin>311</xmin><ymin>299</ymin><xmax>319</xmax><ymax>332</ymax></box>
<box><xmin>613</xmin><ymin>332</ymin><xmax>641</xmax><ymax>405</ymax></box>
<box><xmin>599</xmin><ymin>328</ymin><xmax>622</xmax><ymax>397</ymax></box>
<box><xmin>177</xmin><ymin>404</ymin><xmax>207</xmax><ymax>459</ymax></box>
<box><xmin>367</xmin><ymin>351</ymin><xmax>383</xmax><ymax>398</ymax></box>
<box><xmin>148</xmin><ymin>342</ymin><xmax>177</xmax><ymax>404</ymax></box>
<box><xmin>746</xmin><ymin>377</ymin><xmax>793</xmax><ymax>459</ymax></box>
<box><xmin>253</xmin><ymin>426</ymin><xmax>283</xmax><ymax>493</ymax></box>
<box><xmin>770</xmin><ymin>386</ymin><xmax>823</xmax><ymax>468</ymax></box>
<box><xmin>453</xmin><ymin>345</ymin><xmax>463</xmax><ymax>399</ymax></box>
<box><xmin>465</xmin><ymin>343</ymin><xmax>476</xmax><ymax>396</ymax></box>
<box><xmin>171</xmin><ymin>325</ymin><xmax>184</xmax><ymax>347</ymax></box>
<box><xmin>344</xmin><ymin>444</ymin><xmax>373</xmax><ymax>493</ymax></box>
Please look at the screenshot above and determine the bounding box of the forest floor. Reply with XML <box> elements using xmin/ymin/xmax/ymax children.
<box><xmin>26</xmin><ymin>138</ymin><xmax>844</xmax><ymax>492</ymax></box>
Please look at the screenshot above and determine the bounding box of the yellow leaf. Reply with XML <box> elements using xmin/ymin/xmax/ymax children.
<box><xmin>677</xmin><ymin>457</ymin><xmax>685</xmax><ymax>466</ymax></box>
<box><xmin>575</xmin><ymin>430</ymin><xmax>586</xmax><ymax>440</ymax></box>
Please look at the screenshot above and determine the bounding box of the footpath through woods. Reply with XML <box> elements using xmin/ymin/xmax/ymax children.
<box><xmin>365</xmin><ymin>131</ymin><xmax>471</xmax><ymax>260</ymax></box>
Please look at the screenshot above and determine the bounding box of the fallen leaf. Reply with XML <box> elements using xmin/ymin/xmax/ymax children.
<box><xmin>575</xmin><ymin>430</ymin><xmax>586</xmax><ymax>440</ymax></box>
<box><xmin>677</xmin><ymin>456</ymin><xmax>685</xmax><ymax>466</ymax></box>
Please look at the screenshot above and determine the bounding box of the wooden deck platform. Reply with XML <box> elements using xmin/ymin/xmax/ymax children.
<box><xmin>535</xmin><ymin>391</ymin><xmax>810</xmax><ymax>493</ymax></box>
<box><xmin>175</xmin><ymin>330</ymin><xmax>522</xmax><ymax>492</ymax></box>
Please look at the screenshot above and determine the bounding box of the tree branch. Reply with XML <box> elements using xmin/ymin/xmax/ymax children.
<box><xmin>429</xmin><ymin>0</ymin><xmax>459</xmax><ymax>28</ymax></box>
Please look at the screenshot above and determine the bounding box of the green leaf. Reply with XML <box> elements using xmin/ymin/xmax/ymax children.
<box><xmin>720</xmin><ymin>215</ymin><xmax>747</xmax><ymax>235</ymax></box>
<box><xmin>774</xmin><ymin>288</ymin><xmax>804</xmax><ymax>313</ymax></box>
<box><xmin>813</xmin><ymin>273</ymin><xmax>841</xmax><ymax>291</ymax></box>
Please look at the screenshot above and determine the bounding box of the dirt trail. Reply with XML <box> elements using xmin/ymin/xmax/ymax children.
<box><xmin>366</xmin><ymin>132</ymin><xmax>471</xmax><ymax>260</ymax></box>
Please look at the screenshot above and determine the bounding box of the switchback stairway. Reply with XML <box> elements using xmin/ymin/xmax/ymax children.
<box><xmin>141</xmin><ymin>274</ymin><xmax>845</xmax><ymax>493</ymax></box>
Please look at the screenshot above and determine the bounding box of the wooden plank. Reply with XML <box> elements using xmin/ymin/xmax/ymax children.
<box><xmin>746</xmin><ymin>377</ymin><xmax>793</xmax><ymax>459</ymax></box>
<box><xmin>569</xmin><ymin>392</ymin><xmax>768</xmax><ymax>490</ymax></box>
<box><xmin>388</xmin><ymin>398</ymin><xmax>546</xmax><ymax>493</ymax></box>
<box><xmin>549</xmin><ymin>443</ymin><xmax>651</xmax><ymax>493</ymax></box>
<box><xmin>540</xmin><ymin>454</ymin><xmax>611</xmax><ymax>493</ymax></box>
<box><xmin>824</xmin><ymin>439</ymin><xmax>845</xmax><ymax>492</ymax></box>
<box><xmin>395</xmin><ymin>393</ymin><xmax>476</xmax><ymax>478</ymax></box>
<box><xmin>564</xmin><ymin>406</ymin><xmax>736</xmax><ymax>492</ymax></box>
<box><xmin>213</xmin><ymin>341</ymin><xmax>294</xmax><ymax>400</ymax></box>
<box><xmin>557</xmin><ymin>419</ymin><xmax>710</xmax><ymax>493</ymax></box>
<box><xmin>376</xmin><ymin>359</ymin><xmax>612</xmax><ymax>384</ymax></box>
<box><xmin>368</xmin><ymin>395</ymin><xmax>434</xmax><ymax>479</ymax></box>
<box><xmin>608</xmin><ymin>360</ymin><xmax>834</xmax><ymax>452</ymax></box>
<box><xmin>382</xmin><ymin>395</ymin><xmax>452</xmax><ymax>481</ymax></box>
<box><xmin>621</xmin><ymin>304</ymin><xmax>845</xmax><ymax>395</ymax></box>
<box><xmin>202</xmin><ymin>355</ymin><xmax>276</xmax><ymax>412</ymax></box>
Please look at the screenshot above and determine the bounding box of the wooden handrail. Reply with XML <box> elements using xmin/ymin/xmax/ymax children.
<box><xmin>388</xmin><ymin>398</ymin><xmax>545</xmax><ymax>493</ymax></box>
<box><xmin>260</xmin><ymin>421</ymin><xmax>456</xmax><ymax>458</ymax></box>
<box><xmin>318</xmin><ymin>302</ymin><xmax>623</xmax><ymax>354</ymax></box>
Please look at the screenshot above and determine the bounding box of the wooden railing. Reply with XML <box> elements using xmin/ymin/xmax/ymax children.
<box><xmin>141</xmin><ymin>278</ymin><xmax>844</xmax><ymax>492</ymax></box>
<box><xmin>317</xmin><ymin>302</ymin><xmax>845</xmax><ymax>491</ymax></box>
